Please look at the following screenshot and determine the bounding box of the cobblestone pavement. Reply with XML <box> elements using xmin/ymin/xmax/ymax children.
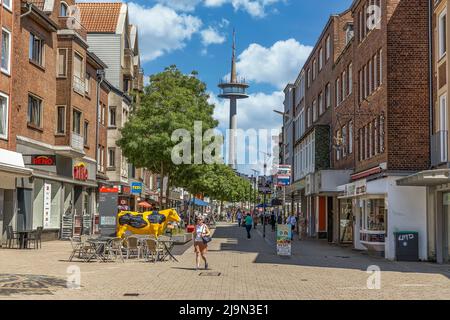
<box><xmin>1</xmin><ymin>222</ymin><xmax>450</xmax><ymax>300</ymax></box>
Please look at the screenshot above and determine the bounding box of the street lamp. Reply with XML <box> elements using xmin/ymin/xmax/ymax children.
<box><xmin>259</xmin><ymin>151</ymin><xmax>272</xmax><ymax>238</ymax></box>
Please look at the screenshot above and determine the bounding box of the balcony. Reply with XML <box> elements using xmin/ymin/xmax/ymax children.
<box><xmin>58</xmin><ymin>17</ymin><xmax>87</xmax><ymax>40</ymax></box>
<box><xmin>123</xmin><ymin>49</ymin><xmax>134</xmax><ymax>77</ymax></box>
<box><xmin>431</xmin><ymin>130</ymin><xmax>449</xmax><ymax>167</ymax></box>
<box><xmin>71</xmin><ymin>132</ymin><xmax>84</xmax><ymax>152</ymax></box>
<box><xmin>73</xmin><ymin>75</ymin><xmax>85</xmax><ymax>95</ymax></box>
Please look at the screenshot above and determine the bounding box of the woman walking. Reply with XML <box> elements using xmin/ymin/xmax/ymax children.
<box><xmin>244</xmin><ymin>213</ymin><xmax>253</xmax><ymax>239</ymax></box>
<box><xmin>194</xmin><ymin>216</ymin><xmax>211</xmax><ymax>270</ymax></box>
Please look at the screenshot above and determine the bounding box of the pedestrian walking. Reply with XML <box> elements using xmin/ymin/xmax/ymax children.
<box><xmin>277</xmin><ymin>214</ymin><xmax>282</xmax><ymax>225</ymax></box>
<box><xmin>270</xmin><ymin>211</ymin><xmax>276</xmax><ymax>232</ymax></box>
<box><xmin>287</xmin><ymin>213</ymin><xmax>297</xmax><ymax>240</ymax></box>
<box><xmin>193</xmin><ymin>216</ymin><xmax>211</xmax><ymax>270</ymax></box>
<box><xmin>237</xmin><ymin>209</ymin><xmax>242</xmax><ymax>227</ymax></box>
<box><xmin>244</xmin><ymin>213</ymin><xmax>253</xmax><ymax>239</ymax></box>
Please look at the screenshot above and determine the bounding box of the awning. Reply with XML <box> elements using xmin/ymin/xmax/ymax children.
<box><xmin>0</xmin><ymin>149</ymin><xmax>32</xmax><ymax>177</ymax></box>
<box><xmin>189</xmin><ymin>198</ymin><xmax>209</xmax><ymax>207</ymax></box>
<box><xmin>138</xmin><ymin>201</ymin><xmax>152</xmax><ymax>209</ymax></box>
<box><xmin>396</xmin><ymin>169</ymin><xmax>450</xmax><ymax>187</ymax></box>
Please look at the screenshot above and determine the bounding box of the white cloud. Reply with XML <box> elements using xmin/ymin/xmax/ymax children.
<box><xmin>155</xmin><ymin>0</ymin><xmax>202</xmax><ymax>12</ymax></box>
<box><xmin>200</xmin><ymin>27</ymin><xmax>226</xmax><ymax>46</ymax></box>
<box><xmin>128</xmin><ymin>3</ymin><xmax>202</xmax><ymax>61</ymax></box>
<box><xmin>210</xmin><ymin>90</ymin><xmax>284</xmax><ymax>132</ymax></box>
<box><xmin>234</xmin><ymin>39</ymin><xmax>312</xmax><ymax>89</ymax></box>
<box><xmin>204</xmin><ymin>0</ymin><xmax>284</xmax><ymax>18</ymax></box>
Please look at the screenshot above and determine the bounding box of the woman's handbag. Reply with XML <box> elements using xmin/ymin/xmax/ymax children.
<box><xmin>202</xmin><ymin>236</ymin><xmax>212</xmax><ymax>244</ymax></box>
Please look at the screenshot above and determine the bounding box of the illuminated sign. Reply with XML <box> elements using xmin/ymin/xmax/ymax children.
<box><xmin>31</xmin><ymin>155</ymin><xmax>56</xmax><ymax>166</ymax></box>
<box><xmin>131</xmin><ymin>182</ymin><xmax>143</xmax><ymax>194</ymax></box>
<box><xmin>73</xmin><ymin>162</ymin><xmax>88</xmax><ymax>181</ymax></box>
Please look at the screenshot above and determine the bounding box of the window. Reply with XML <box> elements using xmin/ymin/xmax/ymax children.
<box><xmin>307</xmin><ymin>68</ymin><xmax>311</xmax><ymax>88</ymax></box>
<box><xmin>102</xmin><ymin>105</ymin><xmax>107</xmax><ymax>126</ymax></box>
<box><xmin>336</xmin><ymin>130</ymin><xmax>341</xmax><ymax>161</ymax></box>
<box><xmin>83</xmin><ymin>121</ymin><xmax>89</xmax><ymax>146</ymax></box>
<box><xmin>440</xmin><ymin>94</ymin><xmax>448</xmax><ymax>163</ymax></box>
<box><xmin>313</xmin><ymin>59</ymin><xmax>317</xmax><ymax>80</ymax></box>
<box><xmin>374</xmin><ymin>118</ymin><xmax>378</xmax><ymax>155</ymax></box>
<box><xmin>28</xmin><ymin>95</ymin><xmax>42</xmax><ymax>128</ymax></box>
<box><xmin>0</xmin><ymin>93</ymin><xmax>8</xmax><ymax>139</ymax></box>
<box><xmin>439</xmin><ymin>9</ymin><xmax>447</xmax><ymax>59</ymax></box>
<box><xmin>342</xmin><ymin>71</ymin><xmax>347</xmax><ymax>99</ymax></box>
<box><xmin>336</xmin><ymin>78</ymin><xmax>340</xmax><ymax>106</ymax></box>
<box><xmin>369</xmin><ymin>122</ymin><xmax>373</xmax><ymax>158</ymax></box>
<box><xmin>342</xmin><ymin>125</ymin><xmax>347</xmax><ymax>157</ymax></box>
<box><xmin>346</xmin><ymin>24</ymin><xmax>354</xmax><ymax>44</ymax></box>
<box><xmin>73</xmin><ymin>53</ymin><xmax>84</xmax><ymax>94</ymax></box>
<box><xmin>326</xmin><ymin>35</ymin><xmax>331</xmax><ymax>61</ymax></box>
<box><xmin>359</xmin><ymin>69</ymin><xmax>363</xmax><ymax>102</ymax></box>
<box><xmin>56</xmin><ymin>106</ymin><xmax>65</xmax><ymax>134</ymax></box>
<box><xmin>364</xmin><ymin>64</ymin><xmax>368</xmax><ymax>98</ymax></box>
<box><xmin>108</xmin><ymin>148</ymin><xmax>116</xmax><ymax>167</ymax></box>
<box><xmin>3</xmin><ymin>0</ymin><xmax>11</xmax><ymax>11</ymax></box>
<box><xmin>379</xmin><ymin>115</ymin><xmax>385</xmax><ymax>152</ymax></box>
<box><xmin>85</xmin><ymin>73</ymin><xmax>90</xmax><ymax>96</ymax></box>
<box><xmin>1</xmin><ymin>28</ymin><xmax>11</xmax><ymax>74</ymax></box>
<box><xmin>319</xmin><ymin>48</ymin><xmax>323</xmax><ymax>70</ymax></box>
<box><xmin>365</xmin><ymin>125</ymin><xmax>369</xmax><ymax>159</ymax></box>
<box><xmin>359</xmin><ymin>129</ymin><xmax>363</xmax><ymax>161</ymax></box>
<box><xmin>312</xmin><ymin>100</ymin><xmax>317</xmax><ymax>122</ymax></box>
<box><xmin>57</xmin><ymin>49</ymin><xmax>67</xmax><ymax>77</ymax></box>
<box><xmin>378</xmin><ymin>49</ymin><xmax>383</xmax><ymax>85</ymax></box>
<box><xmin>319</xmin><ymin>92</ymin><xmax>324</xmax><ymax>115</ymax></box>
<box><xmin>348</xmin><ymin>63</ymin><xmax>353</xmax><ymax>95</ymax></box>
<box><xmin>349</xmin><ymin>121</ymin><xmax>353</xmax><ymax>154</ymax></box>
<box><xmin>374</xmin><ymin>54</ymin><xmax>378</xmax><ymax>89</ymax></box>
<box><xmin>73</xmin><ymin>110</ymin><xmax>81</xmax><ymax>134</ymax></box>
<box><xmin>29</xmin><ymin>33</ymin><xmax>44</xmax><ymax>66</ymax></box>
<box><xmin>326</xmin><ymin>83</ymin><xmax>331</xmax><ymax>108</ymax></box>
<box><xmin>109</xmin><ymin>106</ymin><xmax>116</xmax><ymax>127</ymax></box>
<box><xmin>60</xmin><ymin>2</ymin><xmax>68</xmax><ymax>16</ymax></box>
<box><xmin>369</xmin><ymin>60</ymin><xmax>373</xmax><ymax>95</ymax></box>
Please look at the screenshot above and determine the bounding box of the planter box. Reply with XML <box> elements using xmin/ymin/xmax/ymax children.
<box><xmin>172</xmin><ymin>233</ymin><xmax>192</xmax><ymax>244</ymax></box>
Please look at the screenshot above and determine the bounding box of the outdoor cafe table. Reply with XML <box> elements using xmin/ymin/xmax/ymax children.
<box><xmin>16</xmin><ymin>230</ymin><xmax>34</xmax><ymax>249</ymax></box>
<box><xmin>158</xmin><ymin>239</ymin><xmax>178</xmax><ymax>262</ymax></box>
<box><xmin>86</xmin><ymin>237</ymin><xmax>115</xmax><ymax>262</ymax></box>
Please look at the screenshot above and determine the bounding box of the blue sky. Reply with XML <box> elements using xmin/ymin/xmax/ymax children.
<box><xmin>95</xmin><ymin>0</ymin><xmax>354</xmax><ymax>174</ymax></box>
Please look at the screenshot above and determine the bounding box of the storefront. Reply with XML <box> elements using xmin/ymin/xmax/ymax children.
<box><xmin>339</xmin><ymin>198</ymin><xmax>353</xmax><ymax>244</ymax></box>
<box><xmin>0</xmin><ymin>149</ymin><xmax>33</xmax><ymax>245</ymax></box>
<box><xmin>397</xmin><ymin>169</ymin><xmax>450</xmax><ymax>263</ymax></box>
<box><xmin>341</xmin><ymin>174</ymin><xmax>427</xmax><ymax>260</ymax></box>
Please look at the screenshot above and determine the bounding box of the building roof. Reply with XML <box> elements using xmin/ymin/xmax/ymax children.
<box><xmin>77</xmin><ymin>2</ymin><xmax>123</xmax><ymax>33</ymax></box>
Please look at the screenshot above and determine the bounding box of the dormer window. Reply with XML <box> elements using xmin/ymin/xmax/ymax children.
<box><xmin>60</xmin><ymin>2</ymin><xmax>68</xmax><ymax>17</ymax></box>
<box><xmin>345</xmin><ymin>24</ymin><xmax>354</xmax><ymax>45</ymax></box>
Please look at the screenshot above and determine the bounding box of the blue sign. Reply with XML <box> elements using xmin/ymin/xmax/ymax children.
<box><xmin>131</xmin><ymin>182</ymin><xmax>143</xmax><ymax>194</ymax></box>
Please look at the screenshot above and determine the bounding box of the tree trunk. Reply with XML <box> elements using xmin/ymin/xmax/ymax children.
<box><xmin>159</xmin><ymin>161</ymin><xmax>164</xmax><ymax>210</ymax></box>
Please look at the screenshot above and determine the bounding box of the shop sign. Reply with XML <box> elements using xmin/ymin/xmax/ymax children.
<box><xmin>344</xmin><ymin>179</ymin><xmax>367</xmax><ymax>197</ymax></box>
<box><xmin>31</xmin><ymin>155</ymin><xmax>56</xmax><ymax>166</ymax></box>
<box><xmin>120</xmin><ymin>186</ymin><xmax>131</xmax><ymax>195</ymax></box>
<box><xmin>131</xmin><ymin>182</ymin><xmax>143</xmax><ymax>195</ymax></box>
<box><xmin>99</xmin><ymin>187</ymin><xmax>119</xmax><ymax>193</ymax></box>
<box><xmin>277</xmin><ymin>224</ymin><xmax>292</xmax><ymax>256</ymax></box>
<box><xmin>73</xmin><ymin>162</ymin><xmax>88</xmax><ymax>181</ymax></box>
<box><xmin>43</xmin><ymin>183</ymin><xmax>52</xmax><ymax>229</ymax></box>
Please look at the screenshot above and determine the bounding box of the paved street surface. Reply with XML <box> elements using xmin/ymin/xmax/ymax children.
<box><xmin>1</xmin><ymin>222</ymin><xmax>450</xmax><ymax>300</ymax></box>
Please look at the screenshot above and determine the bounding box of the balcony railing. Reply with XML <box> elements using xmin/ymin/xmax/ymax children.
<box><xmin>58</xmin><ymin>17</ymin><xmax>87</xmax><ymax>40</ymax></box>
<box><xmin>431</xmin><ymin>130</ymin><xmax>448</xmax><ymax>167</ymax></box>
<box><xmin>73</xmin><ymin>75</ymin><xmax>85</xmax><ymax>95</ymax></box>
<box><xmin>71</xmin><ymin>132</ymin><xmax>84</xmax><ymax>152</ymax></box>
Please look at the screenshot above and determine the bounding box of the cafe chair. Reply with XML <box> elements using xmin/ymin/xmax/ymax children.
<box><xmin>144</xmin><ymin>239</ymin><xmax>164</xmax><ymax>263</ymax></box>
<box><xmin>105</xmin><ymin>238</ymin><xmax>125</xmax><ymax>262</ymax></box>
<box><xmin>123</xmin><ymin>236</ymin><xmax>142</xmax><ymax>260</ymax></box>
<box><xmin>28</xmin><ymin>227</ymin><xmax>43</xmax><ymax>249</ymax></box>
<box><xmin>6</xmin><ymin>226</ymin><xmax>19</xmax><ymax>249</ymax></box>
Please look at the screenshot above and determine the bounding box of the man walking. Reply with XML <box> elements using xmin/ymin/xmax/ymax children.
<box><xmin>237</xmin><ymin>209</ymin><xmax>242</xmax><ymax>227</ymax></box>
<box><xmin>287</xmin><ymin>213</ymin><xmax>297</xmax><ymax>241</ymax></box>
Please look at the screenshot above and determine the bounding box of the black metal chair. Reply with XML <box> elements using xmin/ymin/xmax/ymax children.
<box><xmin>28</xmin><ymin>227</ymin><xmax>43</xmax><ymax>249</ymax></box>
<box><xmin>6</xmin><ymin>226</ymin><xmax>19</xmax><ymax>249</ymax></box>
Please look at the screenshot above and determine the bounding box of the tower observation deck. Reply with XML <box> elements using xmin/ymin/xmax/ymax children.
<box><xmin>218</xmin><ymin>30</ymin><xmax>249</xmax><ymax>169</ymax></box>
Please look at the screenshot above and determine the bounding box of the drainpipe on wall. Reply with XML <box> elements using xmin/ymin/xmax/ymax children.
<box><xmin>20</xmin><ymin>3</ymin><xmax>33</xmax><ymax>18</ymax></box>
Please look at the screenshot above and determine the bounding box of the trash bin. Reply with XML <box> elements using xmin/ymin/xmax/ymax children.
<box><xmin>394</xmin><ymin>231</ymin><xmax>419</xmax><ymax>262</ymax></box>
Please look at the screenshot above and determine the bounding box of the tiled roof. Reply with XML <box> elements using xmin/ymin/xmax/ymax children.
<box><xmin>77</xmin><ymin>2</ymin><xmax>122</xmax><ymax>33</ymax></box>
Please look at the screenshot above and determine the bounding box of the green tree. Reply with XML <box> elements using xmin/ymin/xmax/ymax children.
<box><xmin>117</xmin><ymin>66</ymin><xmax>218</xmax><ymax>208</ymax></box>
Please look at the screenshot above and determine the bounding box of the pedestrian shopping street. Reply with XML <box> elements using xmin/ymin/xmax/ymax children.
<box><xmin>1</xmin><ymin>222</ymin><xmax>450</xmax><ymax>300</ymax></box>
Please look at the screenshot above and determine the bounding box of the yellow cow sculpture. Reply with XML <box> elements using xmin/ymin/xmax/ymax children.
<box><xmin>117</xmin><ymin>209</ymin><xmax>181</xmax><ymax>239</ymax></box>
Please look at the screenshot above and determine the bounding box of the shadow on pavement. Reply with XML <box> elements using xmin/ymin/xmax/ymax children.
<box><xmin>211</xmin><ymin>223</ymin><xmax>450</xmax><ymax>279</ymax></box>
